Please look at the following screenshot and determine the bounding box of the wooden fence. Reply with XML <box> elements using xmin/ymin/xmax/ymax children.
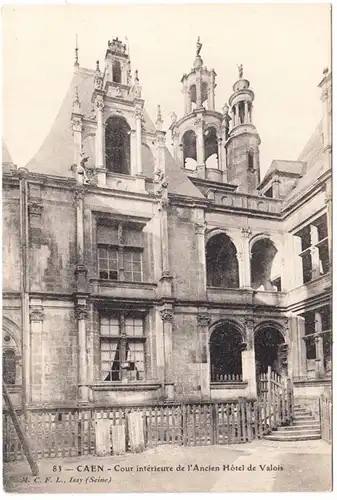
<box><xmin>320</xmin><ymin>395</ymin><xmax>332</xmax><ymax>444</ymax></box>
<box><xmin>3</xmin><ymin>387</ymin><xmax>294</xmax><ymax>463</ymax></box>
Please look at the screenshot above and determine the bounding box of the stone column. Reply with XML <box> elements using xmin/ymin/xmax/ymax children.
<box><xmin>296</xmin><ymin>315</ymin><xmax>307</xmax><ymax>377</ymax></box>
<box><xmin>242</xmin><ymin>318</ymin><xmax>257</xmax><ymax>399</ymax></box>
<box><xmin>196</xmin><ymin>73</ymin><xmax>202</xmax><ymax>108</ymax></box>
<box><xmin>244</xmin><ymin>101</ymin><xmax>249</xmax><ymax>123</ymax></box>
<box><xmin>314</xmin><ymin>311</ymin><xmax>325</xmax><ymax>377</ymax></box>
<box><xmin>310</xmin><ymin>224</ymin><xmax>320</xmax><ymax>278</ymax></box>
<box><xmin>160</xmin><ymin>308</ymin><xmax>174</xmax><ymax>400</ymax></box>
<box><xmin>134</xmin><ymin>107</ymin><xmax>143</xmax><ymax>176</ymax></box>
<box><xmin>217</xmin><ymin>137</ymin><xmax>222</xmax><ymax>171</ymax></box>
<box><xmin>208</xmin><ymin>71</ymin><xmax>215</xmax><ymax>110</ymax></box>
<box><xmin>75</xmin><ymin>302</ymin><xmax>89</xmax><ymax>405</ymax></box>
<box><xmin>29</xmin><ymin>305</ymin><xmax>45</xmax><ymax>404</ymax></box>
<box><xmin>182</xmin><ymin>78</ymin><xmax>190</xmax><ymax>115</ymax></box>
<box><xmin>197</xmin><ymin>312</ymin><xmax>211</xmax><ymax>400</ymax></box>
<box><xmin>95</xmin><ymin>98</ymin><xmax>106</xmax><ymax>185</ymax></box>
<box><xmin>194</xmin><ymin>215</ymin><xmax>207</xmax><ymax>301</ymax></box>
<box><xmin>195</xmin><ymin>115</ymin><xmax>205</xmax><ymax>178</ymax></box>
<box><xmin>325</xmin><ymin>184</ymin><xmax>332</xmax><ymax>261</ymax></box>
<box><xmin>240</xmin><ymin>227</ymin><xmax>253</xmax><ymax>288</ymax></box>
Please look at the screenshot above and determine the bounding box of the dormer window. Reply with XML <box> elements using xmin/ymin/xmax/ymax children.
<box><xmin>105</xmin><ymin>116</ymin><xmax>131</xmax><ymax>174</ymax></box>
<box><xmin>113</xmin><ymin>60</ymin><xmax>122</xmax><ymax>84</ymax></box>
<box><xmin>248</xmin><ymin>150</ymin><xmax>254</xmax><ymax>171</ymax></box>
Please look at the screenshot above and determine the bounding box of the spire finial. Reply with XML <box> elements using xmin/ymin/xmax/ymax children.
<box><xmin>96</xmin><ymin>60</ymin><xmax>100</xmax><ymax>73</ymax></box>
<box><xmin>156</xmin><ymin>105</ymin><xmax>163</xmax><ymax>130</ymax></box>
<box><xmin>73</xmin><ymin>85</ymin><xmax>81</xmax><ymax>113</ymax></box>
<box><xmin>74</xmin><ymin>33</ymin><xmax>79</xmax><ymax>67</ymax></box>
<box><xmin>237</xmin><ymin>64</ymin><xmax>243</xmax><ymax>79</ymax></box>
<box><xmin>135</xmin><ymin>69</ymin><xmax>139</xmax><ymax>83</ymax></box>
<box><xmin>196</xmin><ymin>36</ymin><xmax>202</xmax><ymax>57</ymax></box>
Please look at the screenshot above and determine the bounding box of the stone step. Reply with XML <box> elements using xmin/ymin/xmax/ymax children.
<box><xmin>281</xmin><ymin>424</ymin><xmax>320</xmax><ymax>431</ymax></box>
<box><xmin>293</xmin><ymin>416</ymin><xmax>318</xmax><ymax>423</ymax></box>
<box><xmin>293</xmin><ymin>410</ymin><xmax>313</xmax><ymax>416</ymax></box>
<box><xmin>272</xmin><ymin>428</ymin><xmax>321</xmax><ymax>436</ymax></box>
<box><xmin>291</xmin><ymin>422</ymin><xmax>320</xmax><ymax>429</ymax></box>
<box><xmin>264</xmin><ymin>434</ymin><xmax>321</xmax><ymax>442</ymax></box>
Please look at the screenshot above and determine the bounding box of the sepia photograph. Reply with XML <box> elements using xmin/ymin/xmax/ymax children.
<box><xmin>1</xmin><ymin>2</ymin><xmax>332</xmax><ymax>493</ymax></box>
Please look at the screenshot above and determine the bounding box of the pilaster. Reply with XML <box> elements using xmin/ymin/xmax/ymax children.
<box><xmin>75</xmin><ymin>300</ymin><xmax>89</xmax><ymax>405</ymax></box>
<box><xmin>197</xmin><ymin>312</ymin><xmax>211</xmax><ymax>400</ymax></box>
<box><xmin>160</xmin><ymin>307</ymin><xmax>174</xmax><ymax>400</ymax></box>
<box><xmin>239</xmin><ymin>227</ymin><xmax>253</xmax><ymax>288</ymax></box>
<box><xmin>242</xmin><ymin>317</ymin><xmax>257</xmax><ymax>399</ymax></box>
<box><xmin>29</xmin><ymin>302</ymin><xmax>45</xmax><ymax>405</ymax></box>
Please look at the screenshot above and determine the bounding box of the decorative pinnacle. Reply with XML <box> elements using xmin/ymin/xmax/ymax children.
<box><xmin>73</xmin><ymin>85</ymin><xmax>81</xmax><ymax>111</ymax></box>
<box><xmin>156</xmin><ymin>105</ymin><xmax>163</xmax><ymax>130</ymax></box>
<box><xmin>74</xmin><ymin>34</ymin><xmax>79</xmax><ymax>67</ymax></box>
<box><xmin>222</xmin><ymin>103</ymin><xmax>229</xmax><ymax>115</ymax></box>
<box><xmin>323</xmin><ymin>67</ymin><xmax>329</xmax><ymax>76</ymax></box>
<box><xmin>96</xmin><ymin>60</ymin><xmax>100</xmax><ymax>73</ymax></box>
<box><xmin>135</xmin><ymin>69</ymin><xmax>139</xmax><ymax>83</ymax></box>
<box><xmin>237</xmin><ymin>64</ymin><xmax>243</xmax><ymax>79</ymax></box>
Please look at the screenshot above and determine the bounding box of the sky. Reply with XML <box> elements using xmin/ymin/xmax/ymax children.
<box><xmin>2</xmin><ymin>3</ymin><xmax>331</xmax><ymax>178</ymax></box>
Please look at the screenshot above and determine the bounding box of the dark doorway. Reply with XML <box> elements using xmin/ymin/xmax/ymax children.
<box><xmin>210</xmin><ymin>323</ymin><xmax>242</xmax><ymax>382</ymax></box>
<box><xmin>254</xmin><ymin>326</ymin><xmax>284</xmax><ymax>375</ymax></box>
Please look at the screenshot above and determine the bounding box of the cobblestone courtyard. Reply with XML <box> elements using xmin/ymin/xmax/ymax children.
<box><xmin>3</xmin><ymin>439</ymin><xmax>331</xmax><ymax>493</ymax></box>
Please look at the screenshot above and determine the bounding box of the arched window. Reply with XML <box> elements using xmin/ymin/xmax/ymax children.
<box><xmin>105</xmin><ymin>117</ymin><xmax>131</xmax><ymax>174</ymax></box>
<box><xmin>206</xmin><ymin>233</ymin><xmax>239</xmax><ymax>288</ymax></box>
<box><xmin>182</xmin><ymin>130</ymin><xmax>197</xmax><ymax>170</ymax></box>
<box><xmin>3</xmin><ymin>349</ymin><xmax>16</xmax><ymax>385</ymax></box>
<box><xmin>250</xmin><ymin>238</ymin><xmax>280</xmax><ymax>291</ymax></box>
<box><xmin>247</xmin><ymin>150</ymin><xmax>254</xmax><ymax>171</ymax></box>
<box><xmin>238</xmin><ymin>102</ymin><xmax>245</xmax><ymax>124</ymax></box>
<box><xmin>201</xmin><ymin>82</ymin><xmax>208</xmax><ymax>109</ymax></box>
<box><xmin>113</xmin><ymin>60</ymin><xmax>122</xmax><ymax>84</ymax></box>
<box><xmin>204</xmin><ymin>127</ymin><xmax>218</xmax><ymax>168</ymax></box>
<box><xmin>210</xmin><ymin>323</ymin><xmax>243</xmax><ymax>382</ymax></box>
<box><xmin>189</xmin><ymin>85</ymin><xmax>197</xmax><ymax>111</ymax></box>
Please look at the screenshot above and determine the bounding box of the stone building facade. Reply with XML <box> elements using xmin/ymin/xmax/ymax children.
<box><xmin>2</xmin><ymin>39</ymin><xmax>331</xmax><ymax>409</ymax></box>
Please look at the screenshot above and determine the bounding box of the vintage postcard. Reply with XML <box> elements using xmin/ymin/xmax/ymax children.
<box><xmin>1</xmin><ymin>2</ymin><xmax>332</xmax><ymax>493</ymax></box>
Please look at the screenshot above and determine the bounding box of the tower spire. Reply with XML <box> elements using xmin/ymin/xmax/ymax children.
<box><xmin>74</xmin><ymin>33</ymin><xmax>79</xmax><ymax>68</ymax></box>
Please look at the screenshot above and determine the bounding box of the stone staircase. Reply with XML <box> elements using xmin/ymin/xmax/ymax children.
<box><xmin>264</xmin><ymin>404</ymin><xmax>321</xmax><ymax>442</ymax></box>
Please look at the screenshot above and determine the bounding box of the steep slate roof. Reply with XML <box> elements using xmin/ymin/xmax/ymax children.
<box><xmin>25</xmin><ymin>67</ymin><xmax>204</xmax><ymax>200</ymax></box>
<box><xmin>283</xmin><ymin>121</ymin><xmax>327</xmax><ymax>205</ymax></box>
<box><xmin>26</xmin><ymin>68</ymin><xmax>94</xmax><ymax>177</ymax></box>
<box><xmin>2</xmin><ymin>141</ymin><xmax>13</xmax><ymax>165</ymax></box>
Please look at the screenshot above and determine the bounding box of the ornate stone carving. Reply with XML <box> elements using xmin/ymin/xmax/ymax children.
<box><xmin>28</xmin><ymin>202</ymin><xmax>43</xmax><ymax>216</ymax></box>
<box><xmin>156</xmin><ymin>134</ymin><xmax>166</xmax><ymax>147</ymax></box>
<box><xmin>75</xmin><ymin>305</ymin><xmax>88</xmax><ymax>320</ymax></box>
<box><xmin>71</xmin><ymin>117</ymin><xmax>82</xmax><ymax>131</ymax></box>
<box><xmin>170</xmin><ymin>112</ymin><xmax>177</xmax><ymax>125</ymax></box>
<box><xmin>94</xmin><ymin>75</ymin><xmax>103</xmax><ymax>90</ymax></box>
<box><xmin>241</xmin><ymin>227</ymin><xmax>253</xmax><ymax>238</ymax></box>
<box><xmin>30</xmin><ymin>309</ymin><xmax>44</xmax><ymax>322</ymax></box>
<box><xmin>244</xmin><ymin>317</ymin><xmax>255</xmax><ymax>329</ymax></box>
<box><xmin>134</xmin><ymin>108</ymin><xmax>143</xmax><ymax>120</ymax></box>
<box><xmin>96</xmin><ymin>100</ymin><xmax>104</xmax><ymax>112</ymax></box>
<box><xmin>194</xmin><ymin>117</ymin><xmax>203</xmax><ymax>128</ymax></box>
<box><xmin>160</xmin><ymin>309</ymin><xmax>174</xmax><ymax>323</ymax></box>
<box><xmin>171</xmin><ymin>129</ymin><xmax>180</xmax><ymax>141</ymax></box>
<box><xmin>73</xmin><ymin>188</ymin><xmax>85</xmax><ymax>202</ymax></box>
<box><xmin>197</xmin><ymin>313</ymin><xmax>211</xmax><ymax>327</ymax></box>
<box><xmin>194</xmin><ymin>222</ymin><xmax>206</xmax><ymax>235</ymax></box>
<box><xmin>239</xmin><ymin>341</ymin><xmax>247</xmax><ymax>352</ymax></box>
